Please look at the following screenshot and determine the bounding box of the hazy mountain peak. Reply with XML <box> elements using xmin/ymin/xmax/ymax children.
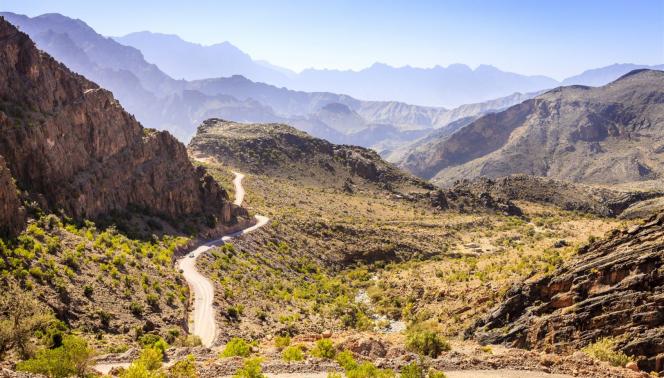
<box><xmin>447</xmin><ymin>63</ymin><xmax>473</xmax><ymax>71</ymax></box>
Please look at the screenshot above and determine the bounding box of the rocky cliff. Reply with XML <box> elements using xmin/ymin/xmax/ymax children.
<box><xmin>0</xmin><ymin>17</ymin><xmax>244</xmax><ymax>235</ymax></box>
<box><xmin>398</xmin><ymin>70</ymin><xmax>664</xmax><ymax>187</ymax></box>
<box><xmin>469</xmin><ymin>213</ymin><xmax>664</xmax><ymax>372</ymax></box>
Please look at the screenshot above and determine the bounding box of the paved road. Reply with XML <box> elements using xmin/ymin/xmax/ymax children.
<box><xmin>177</xmin><ymin>171</ymin><xmax>268</xmax><ymax>347</ymax></box>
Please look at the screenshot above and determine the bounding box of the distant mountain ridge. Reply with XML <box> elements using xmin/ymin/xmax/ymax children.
<box><xmin>1</xmin><ymin>11</ymin><xmax>538</xmax><ymax>151</ymax></box>
<box><xmin>112</xmin><ymin>31</ymin><xmax>663</xmax><ymax>109</ymax></box>
<box><xmin>396</xmin><ymin>69</ymin><xmax>664</xmax><ymax>187</ymax></box>
<box><xmin>283</xmin><ymin>63</ymin><xmax>557</xmax><ymax>108</ymax></box>
<box><xmin>4</xmin><ymin>12</ymin><xmax>660</xmax><ymax>159</ymax></box>
<box><xmin>114</xmin><ymin>30</ymin><xmax>560</xmax><ymax>108</ymax></box>
<box><xmin>114</xmin><ymin>31</ymin><xmax>296</xmax><ymax>83</ymax></box>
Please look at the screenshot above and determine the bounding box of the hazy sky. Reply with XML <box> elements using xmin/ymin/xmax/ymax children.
<box><xmin>2</xmin><ymin>0</ymin><xmax>663</xmax><ymax>79</ymax></box>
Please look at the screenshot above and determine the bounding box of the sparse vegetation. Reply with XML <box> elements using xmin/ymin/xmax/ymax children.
<box><xmin>282</xmin><ymin>345</ymin><xmax>305</xmax><ymax>361</ymax></box>
<box><xmin>16</xmin><ymin>335</ymin><xmax>94</xmax><ymax>378</ymax></box>
<box><xmin>0</xmin><ymin>215</ymin><xmax>191</xmax><ymax>355</ymax></box>
<box><xmin>168</xmin><ymin>354</ymin><xmax>198</xmax><ymax>378</ymax></box>
<box><xmin>583</xmin><ymin>338</ymin><xmax>632</xmax><ymax>367</ymax></box>
<box><xmin>405</xmin><ymin>330</ymin><xmax>451</xmax><ymax>357</ymax></box>
<box><xmin>311</xmin><ymin>339</ymin><xmax>336</xmax><ymax>359</ymax></box>
<box><xmin>221</xmin><ymin>338</ymin><xmax>253</xmax><ymax>358</ymax></box>
<box><xmin>274</xmin><ymin>335</ymin><xmax>291</xmax><ymax>349</ymax></box>
<box><xmin>233</xmin><ymin>357</ymin><xmax>266</xmax><ymax>378</ymax></box>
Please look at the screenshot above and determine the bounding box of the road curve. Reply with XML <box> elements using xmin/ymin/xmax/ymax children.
<box><xmin>177</xmin><ymin>171</ymin><xmax>268</xmax><ymax>347</ymax></box>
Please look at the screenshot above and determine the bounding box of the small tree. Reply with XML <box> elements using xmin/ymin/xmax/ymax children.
<box><xmin>0</xmin><ymin>284</ymin><xmax>54</xmax><ymax>358</ymax></box>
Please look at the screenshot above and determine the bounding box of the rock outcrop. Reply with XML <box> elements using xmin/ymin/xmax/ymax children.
<box><xmin>0</xmin><ymin>17</ymin><xmax>243</xmax><ymax>233</ymax></box>
<box><xmin>469</xmin><ymin>213</ymin><xmax>664</xmax><ymax>372</ymax></box>
<box><xmin>452</xmin><ymin>175</ymin><xmax>663</xmax><ymax>217</ymax></box>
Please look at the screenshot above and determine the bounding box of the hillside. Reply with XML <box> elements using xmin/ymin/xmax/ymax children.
<box><xmin>188</xmin><ymin>119</ymin><xmax>430</xmax><ymax>193</ymax></box>
<box><xmin>186</xmin><ymin>119</ymin><xmax>624</xmax><ymax>337</ymax></box>
<box><xmin>0</xmin><ymin>16</ymin><xmax>250</xmax><ymax>359</ymax></box>
<box><xmin>397</xmin><ymin>69</ymin><xmax>664</xmax><ymax>187</ymax></box>
<box><xmin>452</xmin><ymin>175</ymin><xmax>664</xmax><ymax>218</ymax></box>
<box><xmin>470</xmin><ymin>212</ymin><xmax>664</xmax><ymax>372</ymax></box>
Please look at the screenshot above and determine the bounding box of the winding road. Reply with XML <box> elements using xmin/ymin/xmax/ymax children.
<box><xmin>177</xmin><ymin>171</ymin><xmax>269</xmax><ymax>347</ymax></box>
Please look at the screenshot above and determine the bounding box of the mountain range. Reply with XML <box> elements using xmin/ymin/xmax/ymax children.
<box><xmin>114</xmin><ymin>30</ymin><xmax>664</xmax><ymax>108</ymax></box>
<box><xmin>2</xmin><ymin>12</ymin><xmax>662</xmax><ymax>161</ymax></box>
<box><xmin>1</xmin><ymin>12</ymin><xmax>548</xmax><ymax>154</ymax></box>
<box><xmin>397</xmin><ymin>69</ymin><xmax>664</xmax><ymax>187</ymax></box>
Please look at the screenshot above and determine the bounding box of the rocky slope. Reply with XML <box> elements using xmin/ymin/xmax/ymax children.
<box><xmin>469</xmin><ymin>212</ymin><xmax>664</xmax><ymax>372</ymax></box>
<box><xmin>452</xmin><ymin>175</ymin><xmax>664</xmax><ymax>217</ymax></box>
<box><xmin>0</xmin><ymin>17</ymin><xmax>244</xmax><ymax>234</ymax></box>
<box><xmin>189</xmin><ymin>119</ymin><xmax>525</xmax><ymax>219</ymax></box>
<box><xmin>398</xmin><ymin>70</ymin><xmax>664</xmax><ymax>186</ymax></box>
<box><xmin>188</xmin><ymin>119</ymin><xmax>431</xmax><ymax>192</ymax></box>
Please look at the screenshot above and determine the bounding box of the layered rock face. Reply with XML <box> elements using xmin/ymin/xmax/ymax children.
<box><xmin>0</xmin><ymin>17</ymin><xmax>242</xmax><ymax>234</ymax></box>
<box><xmin>469</xmin><ymin>213</ymin><xmax>664</xmax><ymax>371</ymax></box>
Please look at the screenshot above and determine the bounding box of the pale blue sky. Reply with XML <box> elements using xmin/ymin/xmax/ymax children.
<box><xmin>2</xmin><ymin>0</ymin><xmax>663</xmax><ymax>79</ymax></box>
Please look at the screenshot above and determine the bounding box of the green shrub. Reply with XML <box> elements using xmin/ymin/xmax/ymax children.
<box><xmin>168</xmin><ymin>354</ymin><xmax>197</xmax><ymax>378</ymax></box>
<box><xmin>400</xmin><ymin>361</ymin><xmax>447</xmax><ymax>378</ymax></box>
<box><xmin>165</xmin><ymin>328</ymin><xmax>180</xmax><ymax>344</ymax></box>
<box><xmin>335</xmin><ymin>350</ymin><xmax>358</xmax><ymax>371</ymax></box>
<box><xmin>405</xmin><ymin>331</ymin><xmax>451</xmax><ymax>358</ymax></box>
<box><xmin>130</xmin><ymin>301</ymin><xmax>144</xmax><ymax>316</ymax></box>
<box><xmin>233</xmin><ymin>357</ymin><xmax>265</xmax><ymax>378</ymax></box>
<box><xmin>311</xmin><ymin>338</ymin><xmax>336</xmax><ymax>359</ymax></box>
<box><xmin>83</xmin><ymin>285</ymin><xmax>93</xmax><ymax>298</ymax></box>
<box><xmin>136</xmin><ymin>347</ymin><xmax>163</xmax><ymax>371</ymax></box>
<box><xmin>274</xmin><ymin>335</ymin><xmax>291</xmax><ymax>349</ymax></box>
<box><xmin>583</xmin><ymin>338</ymin><xmax>631</xmax><ymax>367</ymax></box>
<box><xmin>16</xmin><ymin>335</ymin><xmax>93</xmax><ymax>378</ymax></box>
<box><xmin>153</xmin><ymin>339</ymin><xmax>169</xmax><ymax>356</ymax></box>
<box><xmin>146</xmin><ymin>294</ymin><xmax>160</xmax><ymax>309</ymax></box>
<box><xmin>227</xmin><ymin>304</ymin><xmax>244</xmax><ymax>320</ymax></box>
<box><xmin>400</xmin><ymin>362</ymin><xmax>423</xmax><ymax>378</ymax></box>
<box><xmin>221</xmin><ymin>338</ymin><xmax>252</xmax><ymax>358</ymax></box>
<box><xmin>282</xmin><ymin>345</ymin><xmax>305</xmax><ymax>362</ymax></box>
<box><xmin>429</xmin><ymin>371</ymin><xmax>447</xmax><ymax>378</ymax></box>
<box><xmin>346</xmin><ymin>362</ymin><xmax>395</xmax><ymax>378</ymax></box>
<box><xmin>120</xmin><ymin>345</ymin><xmax>166</xmax><ymax>378</ymax></box>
